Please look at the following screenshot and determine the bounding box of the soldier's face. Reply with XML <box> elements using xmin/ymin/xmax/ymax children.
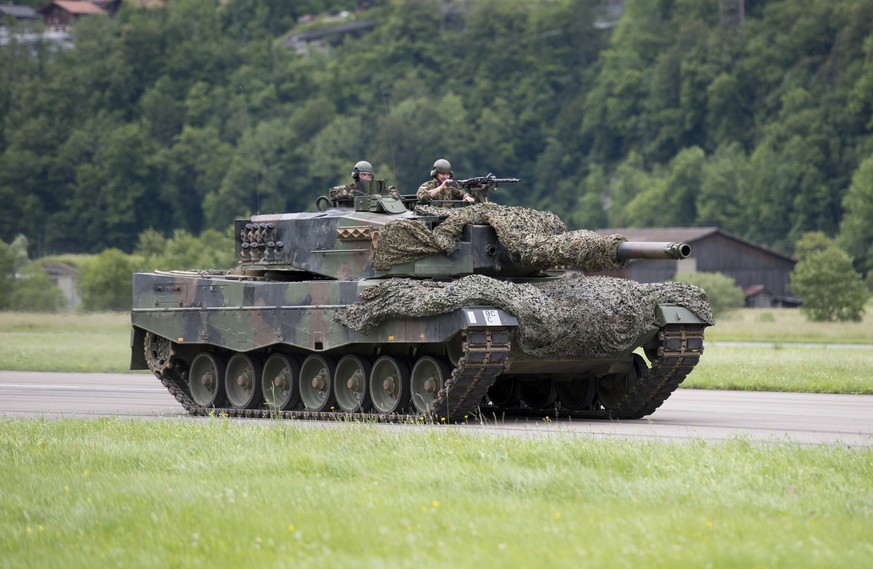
<box><xmin>360</xmin><ymin>171</ymin><xmax>373</xmax><ymax>181</ymax></box>
<box><xmin>436</xmin><ymin>172</ymin><xmax>451</xmax><ymax>182</ymax></box>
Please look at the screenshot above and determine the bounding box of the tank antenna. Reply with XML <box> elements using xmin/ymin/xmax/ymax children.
<box><xmin>380</xmin><ymin>84</ymin><xmax>398</xmax><ymax>176</ymax></box>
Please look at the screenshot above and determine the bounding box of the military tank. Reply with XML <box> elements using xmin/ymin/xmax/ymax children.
<box><xmin>130</xmin><ymin>179</ymin><xmax>713</xmax><ymax>422</ymax></box>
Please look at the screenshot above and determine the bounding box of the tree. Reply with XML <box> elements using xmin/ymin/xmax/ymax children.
<box><xmin>696</xmin><ymin>143</ymin><xmax>750</xmax><ymax>234</ymax></box>
<box><xmin>617</xmin><ymin>146</ymin><xmax>704</xmax><ymax>227</ymax></box>
<box><xmin>837</xmin><ymin>154</ymin><xmax>873</xmax><ymax>282</ymax></box>
<box><xmin>789</xmin><ymin>232</ymin><xmax>869</xmax><ymax>322</ymax></box>
<box><xmin>0</xmin><ymin>240</ymin><xmax>13</xmax><ymax>309</ymax></box>
<box><xmin>139</xmin><ymin>228</ymin><xmax>235</xmax><ymax>271</ymax></box>
<box><xmin>78</xmin><ymin>248</ymin><xmax>139</xmax><ymax>312</ymax></box>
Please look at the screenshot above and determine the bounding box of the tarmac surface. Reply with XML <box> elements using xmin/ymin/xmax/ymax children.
<box><xmin>1</xmin><ymin>371</ymin><xmax>871</xmax><ymax>447</ymax></box>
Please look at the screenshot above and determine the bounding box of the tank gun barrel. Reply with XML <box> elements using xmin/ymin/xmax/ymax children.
<box><xmin>616</xmin><ymin>241</ymin><xmax>691</xmax><ymax>261</ymax></box>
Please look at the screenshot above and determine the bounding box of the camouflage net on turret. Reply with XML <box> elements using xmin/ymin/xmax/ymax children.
<box><xmin>372</xmin><ymin>203</ymin><xmax>628</xmax><ymax>271</ymax></box>
<box><xmin>334</xmin><ymin>273</ymin><xmax>714</xmax><ymax>357</ymax></box>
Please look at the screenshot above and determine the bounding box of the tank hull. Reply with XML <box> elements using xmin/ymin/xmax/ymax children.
<box><xmin>132</xmin><ymin>270</ymin><xmax>707</xmax><ymax>421</ymax></box>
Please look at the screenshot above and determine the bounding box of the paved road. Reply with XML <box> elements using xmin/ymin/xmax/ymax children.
<box><xmin>1</xmin><ymin>371</ymin><xmax>871</xmax><ymax>447</ymax></box>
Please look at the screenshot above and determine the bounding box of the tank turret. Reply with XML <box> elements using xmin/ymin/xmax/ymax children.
<box><xmin>231</xmin><ymin>197</ymin><xmax>692</xmax><ymax>281</ymax></box>
<box><xmin>131</xmin><ymin>188</ymin><xmax>712</xmax><ymax>423</ymax></box>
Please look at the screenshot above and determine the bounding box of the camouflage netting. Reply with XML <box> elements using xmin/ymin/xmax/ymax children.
<box><xmin>334</xmin><ymin>273</ymin><xmax>714</xmax><ymax>357</ymax></box>
<box><xmin>372</xmin><ymin>203</ymin><xmax>628</xmax><ymax>272</ymax></box>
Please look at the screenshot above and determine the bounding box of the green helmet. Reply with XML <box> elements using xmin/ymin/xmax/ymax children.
<box><xmin>352</xmin><ymin>160</ymin><xmax>374</xmax><ymax>180</ymax></box>
<box><xmin>430</xmin><ymin>159</ymin><xmax>453</xmax><ymax>178</ymax></box>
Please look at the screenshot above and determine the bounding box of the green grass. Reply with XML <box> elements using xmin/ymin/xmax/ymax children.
<box><xmin>683</xmin><ymin>344</ymin><xmax>873</xmax><ymax>394</ymax></box>
<box><xmin>707</xmin><ymin>305</ymin><xmax>873</xmax><ymax>344</ymax></box>
<box><xmin>1</xmin><ymin>419</ymin><xmax>871</xmax><ymax>569</ymax></box>
<box><xmin>2</xmin><ymin>310</ymin><xmax>873</xmax><ymax>392</ymax></box>
<box><xmin>0</xmin><ymin>312</ymin><xmax>131</xmax><ymax>372</ymax></box>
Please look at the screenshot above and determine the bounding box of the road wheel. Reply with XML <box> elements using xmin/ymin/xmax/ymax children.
<box><xmin>188</xmin><ymin>352</ymin><xmax>227</xmax><ymax>408</ymax></box>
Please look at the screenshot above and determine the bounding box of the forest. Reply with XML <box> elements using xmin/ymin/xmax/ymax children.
<box><xmin>1</xmin><ymin>0</ymin><xmax>872</xmax><ymax>282</ymax></box>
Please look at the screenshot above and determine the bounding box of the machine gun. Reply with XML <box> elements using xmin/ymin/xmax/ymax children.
<box><xmin>448</xmin><ymin>173</ymin><xmax>521</xmax><ymax>202</ymax></box>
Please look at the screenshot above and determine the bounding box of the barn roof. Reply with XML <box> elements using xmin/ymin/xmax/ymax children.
<box><xmin>40</xmin><ymin>1</ymin><xmax>107</xmax><ymax>15</ymax></box>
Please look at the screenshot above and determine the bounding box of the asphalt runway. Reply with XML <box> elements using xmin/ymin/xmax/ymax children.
<box><xmin>1</xmin><ymin>371</ymin><xmax>871</xmax><ymax>447</ymax></box>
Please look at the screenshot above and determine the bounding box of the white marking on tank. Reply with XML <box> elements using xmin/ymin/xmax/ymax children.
<box><xmin>483</xmin><ymin>310</ymin><xmax>501</xmax><ymax>326</ymax></box>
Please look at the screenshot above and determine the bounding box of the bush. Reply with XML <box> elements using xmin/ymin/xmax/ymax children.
<box><xmin>8</xmin><ymin>266</ymin><xmax>65</xmax><ymax>312</ymax></box>
<box><xmin>0</xmin><ymin>240</ymin><xmax>13</xmax><ymax>309</ymax></box>
<box><xmin>135</xmin><ymin>227</ymin><xmax>235</xmax><ymax>271</ymax></box>
<box><xmin>78</xmin><ymin>248</ymin><xmax>139</xmax><ymax>312</ymax></box>
<box><xmin>2</xmin><ymin>236</ymin><xmax>66</xmax><ymax>312</ymax></box>
<box><xmin>790</xmin><ymin>248</ymin><xmax>869</xmax><ymax>322</ymax></box>
<box><xmin>673</xmin><ymin>272</ymin><xmax>745</xmax><ymax>318</ymax></box>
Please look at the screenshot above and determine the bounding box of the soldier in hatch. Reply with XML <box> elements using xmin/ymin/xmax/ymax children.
<box><xmin>328</xmin><ymin>160</ymin><xmax>400</xmax><ymax>206</ymax></box>
<box><xmin>416</xmin><ymin>159</ymin><xmax>476</xmax><ymax>205</ymax></box>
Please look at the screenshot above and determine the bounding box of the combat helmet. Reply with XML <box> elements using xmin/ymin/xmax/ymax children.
<box><xmin>352</xmin><ymin>160</ymin><xmax>374</xmax><ymax>180</ymax></box>
<box><xmin>430</xmin><ymin>159</ymin><xmax>453</xmax><ymax>178</ymax></box>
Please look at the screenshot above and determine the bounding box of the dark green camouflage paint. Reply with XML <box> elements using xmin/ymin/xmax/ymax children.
<box><xmin>132</xmin><ymin>275</ymin><xmax>517</xmax><ymax>356</ymax></box>
<box><xmin>131</xmin><ymin>194</ymin><xmax>710</xmax><ymax>420</ymax></box>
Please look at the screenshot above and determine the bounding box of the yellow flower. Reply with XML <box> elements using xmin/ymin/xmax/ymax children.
<box><xmin>553</xmin><ymin>512</ymin><xmax>561</xmax><ymax>521</ymax></box>
<box><xmin>432</xmin><ymin>500</ymin><xmax>440</xmax><ymax>509</ymax></box>
<box><xmin>287</xmin><ymin>524</ymin><xmax>295</xmax><ymax>532</ymax></box>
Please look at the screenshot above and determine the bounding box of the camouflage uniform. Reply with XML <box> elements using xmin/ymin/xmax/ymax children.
<box><xmin>329</xmin><ymin>182</ymin><xmax>366</xmax><ymax>202</ymax></box>
<box><xmin>416</xmin><ymin>179</ymin><xmax>470</xmax><ymax>204</ymax></box>
<box><xmin>329</xmin><ymin>182</ymin><xmax>401</xmax><ymax>204</ymax></box>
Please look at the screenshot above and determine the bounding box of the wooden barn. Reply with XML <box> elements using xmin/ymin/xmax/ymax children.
<box><xmin>593</xmin><ymin>227</ymin><xmax>799</xmax><ymax>307</ymax></box>
<box><xmin>39</xmin><ymin>1</ymin><xmax>106</xmax><ymax>31</ymax></box>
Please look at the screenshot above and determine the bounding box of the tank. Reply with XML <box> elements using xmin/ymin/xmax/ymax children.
<box><xmin>130</xmin><ymin>181</ymin><xmax>713</xmax><ymax>422</ymax></box>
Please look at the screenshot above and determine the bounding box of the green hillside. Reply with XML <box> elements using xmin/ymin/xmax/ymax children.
<box><xmin>1</xmin><ymin>0</ymin><xmax>872</xmax><ymax>280</ymax></box>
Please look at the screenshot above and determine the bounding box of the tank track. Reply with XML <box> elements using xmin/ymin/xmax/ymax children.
<box><xmin>431</xmin><ymin>328</ymin><xmax>511</xmax><ymax>420</ymax></box>
<box><xmin>483</xmin><ymin>323</ymin><xmax>706</xmax><ymax>420</ymax></box>
<box><xmin>150</xmin><ymin>324</ymin><xmax>701</xmax><ymax>423</ymax></box>
<box><xmin>151</xmin><ymin>327</ymin><xmax>510</xmax><ymax>423</ymax></box>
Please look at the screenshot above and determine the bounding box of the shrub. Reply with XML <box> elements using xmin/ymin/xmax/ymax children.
<box><xmin>673</xmin><ymin>271</ymin><xmax>745</xmax><ymax>318</ymax></box>
<box><xmin>790</xmin><ymin>248</ymin><xmax>869</xmax><ymax>322</ymax></box>
<box><xmin>0</xmin><ymin>240</ymin><xmax>13</xmax><ymax>309</ymax></box>
<box><xmin>8</xmin><ymin>265</ymin><xmax>65</xmax><ymax>312</ymax></box>
<box><xmin>135</xmin><ymin>227</ymin><xmax>235</xmax><ymax>271</ymax></box>
<box><xmin>78</xmin><ymin>248</ymin><xmax>139</xmax><ymax>312</ymax></box>
<box><xmin>790</xmin><ymin>232</ymin><xmax>869</xmax><ymax>322</ymax></box>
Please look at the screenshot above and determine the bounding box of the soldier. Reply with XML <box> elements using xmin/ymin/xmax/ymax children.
<box><xmin>417</xmin><ymin>159</ymin><xmax>475</xmax><ymax>205</ymax></box>
<box><xmin>328</xmin><ymin>161</ymin><xmax>400</xmax><ymax>205</ymax></box>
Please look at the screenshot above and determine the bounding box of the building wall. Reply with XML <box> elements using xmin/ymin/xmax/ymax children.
<box><xmin>41</xmin><ymin>6</ymin><xmax>73</xmax><ymax>30</ymax></box>
<box><xmin>689</xmin><ymin>234</ymin><xmax>795</xmax><ymax>298</ymax></box>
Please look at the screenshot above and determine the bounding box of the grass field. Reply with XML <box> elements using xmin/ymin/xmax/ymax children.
<box><xmin>1</xmin><ymin>419</ymin><xmax>871</xmax><ymax>569</ymax></box>
<box><xmin>1</xmin><ymin>309</ymin><xmax>871</xmax><ymax>393</ymax></box>
<box><xmin>705</xmin><ymin>307</ymin><xmax>873</xmax><ymax>344</ymax></box>
<box><xmin>685</xmin><ymin>344</ymin><xmax>873</xmax><ymax>394</ymax></box>
<box><xmin>1</xmin><ymin>310</ymin><xmax>872</xmax><ymax>567</ymax></box>
<box><xmin>0</xmin><ymin>312</ymin><xmax>131</xmax><ymax>372</ymax></box>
